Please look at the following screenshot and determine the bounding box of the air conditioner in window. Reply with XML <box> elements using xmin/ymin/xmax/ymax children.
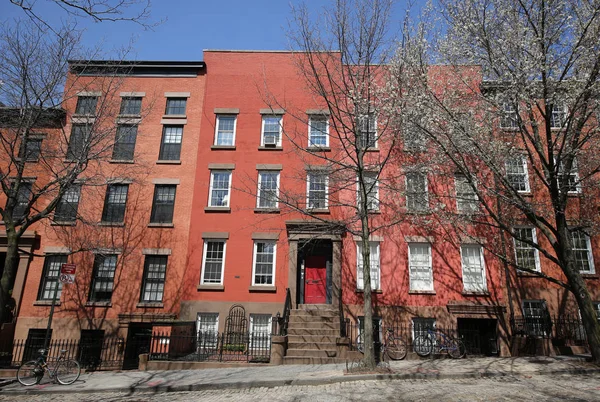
<box><xmin>264</xmin><ymin>134</ymin><xmax>278</xmax><ymax>146</ymax></box>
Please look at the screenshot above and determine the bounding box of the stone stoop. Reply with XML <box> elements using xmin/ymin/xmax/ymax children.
<box><xmin>283</xmin><ymin>304</ymin><xmax>362</xmax><ymax>365</ymax></box>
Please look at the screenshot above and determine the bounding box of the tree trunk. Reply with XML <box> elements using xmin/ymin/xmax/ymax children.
<box><xmin>359</xmin><ymin>195</ymin><xmax>376</xmax><ymax>369</ymax></box>
<box><xmin>0</xmin><ymin>228</ymin><xmax>20</xmax><ymax>324</ymax></box>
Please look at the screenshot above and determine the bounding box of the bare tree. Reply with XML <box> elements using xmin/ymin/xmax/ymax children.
<box><xmin>282</xmin><ymin>0</ymin><xmax>406</xmax><ymax>369</ymax></box>
<box><xmin>399</xmin><ymin>0</ymin><xmax>600</xmax><ymax>361</ymax></box>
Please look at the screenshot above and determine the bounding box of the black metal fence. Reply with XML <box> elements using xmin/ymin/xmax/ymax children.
<box><xmin>0</xmin><ymin>337</ymin><xmax>125</xmax><ymax>370</ymax></box>
<box><xmin>511</xmin><ymin>315</ymin><xmax>588</xmax><ymax>347</ymax></box>
<box><xmin>148</xmin><ymin>330</ymin><xmax>272</xmax><ymax>363</ymax></box>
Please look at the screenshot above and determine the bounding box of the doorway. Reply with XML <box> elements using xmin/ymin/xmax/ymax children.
<box><xmin>297</xmin><ymin>240</ymin><xmax>332</xmax><ymax>305</ymax></box>
<box><xmin>457</xmin><ymin>318</ymin><xmax>498</xmax><ymax>356</ymax></box>
<box><xmin>123</xmin><ymin>323</ymin><xmax>152</xmax><ymax>369</ymax></box>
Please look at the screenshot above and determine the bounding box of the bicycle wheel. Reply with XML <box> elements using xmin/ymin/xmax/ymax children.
<box><xmin>447</xmin><ymin>339</ymin><xmax>466</xmax><ymax>359</ymax></box>
<box><xmin>413</xmin><ymin>335</ymin><xmax>433</xmax><ymax>357</ymax></box>
<box><xmin>56</xmin><ymin>359</ymin><xmax>81</xmax><ymax>385</ymax></box>
<box><xmin>17</xmin><ymin>360</ymin><xmax>43</xmax><ymax>386</ymax></box>
<box><xmin>355</xmin><ymin>333</ymin><xmax>364</xmax><ymax>353</ymax></box>
<box><xmin>385</xmin><ymin>337</ymin><xmax>408</xmax><ymax>360</ymax></box>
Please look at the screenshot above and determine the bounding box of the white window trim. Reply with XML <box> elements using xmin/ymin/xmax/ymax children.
<box><xmin>405</xmin><ymin>172</ymin><xmax>429</xmax><ymax>212</ymax></box>
<box><xmin>455</xmin><ymin>175</ymin><xmax>478</xmax><ymax>213</ymax></box>
<box><xmin>306</xmin><ymin>172</ymin><xmax>329</xmax><ymax>209</ymax></box>
<box><xmin>408</xmin><ymin>243</ymin><xmax>434</xmax><ymax>291</ymax></box>
<box><xmin>513</xmin><ymin>227</ymin><xmax>541</xmax><ymax>272</ymax></box>
<box><xmin>200</xmin><ymin>240</ymin><xmax>227</xmax><ymax>285</ymax></box>
<box><xmin>550</xmin><ymin>102</ymin><xmax>567</xmax><ymax>129</ymax></box>
<box><xmin>572</xmin><ymin>231</ymin><xmax>595</xmax><ymax>274</ymax></box>
<box><xmin>356</xmin><ymin>173</ymin><xmax>380</xmax><ymax>211</ymax></box>
<box><xmin>261</xmin><ymin>115</ymin><xmax>283</xmax><ymax>146</ymax></box>
<box><xmin>356</xmin><ymin>241</ymin><xmax>381</xmax><ymax>290</ymax></box>
<box><xmin>506</xmin><ymin>156</ymin><xmax>531</xmax><ymax>193</ymax></box>
<box><xmin>308</xmin><ymin>115</ymin><xmax>330</xmax><ymax>147</ymax></box>
<box><xmin>214</xmin><ymin>115</ymin><xmax>237</xmax><ymax>146</ymax></box>
<box><xmin>256</xmin><ymin>171</ymin><xmax>280</xmax><ymax>209</ymax></box>
<box><xmin>358</xmin><ymin>113</ymin><xmax>378</xmax><ymax>149</ymax></box>
<box><xmin>561</xmin><ymin>158</ymin><xmax>582</xmax><ymax>194</ymax></box>
<box><xmin>251</xmin><ymin>241</ymin><xmax>277</xmax><ymax>286</ymax></box>
<box><xmin>500</xmin><ymin>102</ymin><xmax>519</xmax><ymax>129</ymax></box>
<box><xmin>208</xmin><ymin>170</ymin><xmax>232</xmax><ymax>207</ymax></box>
<box><xmin>249</xmin><ymin>314</ymin><xmax>273</xmax><ymax>334</ymax></box>
<box><xmin>460</xmin><ymin>244</ymin><xmax>487</xmax><ymax>292</ymax></box>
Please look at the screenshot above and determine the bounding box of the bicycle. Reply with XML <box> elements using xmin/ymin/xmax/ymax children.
<box><xmin>17</xmin><ymin>348</ymin><xmax>81</xmax><ymax>386</ymax></box>
<box><xmin>356</xmin><ymin>327</ymin><xmax>407</xmax><ymax>360</ymax></box>
<box><xmin>413</xmin><ymin>328</ymin><xmax>466</xmax><ymax>359</ymax></box>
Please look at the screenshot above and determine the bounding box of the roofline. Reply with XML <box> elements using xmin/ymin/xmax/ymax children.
<box><xmin>203</xmin><ymin>49</ymin><xmax>341</xmax><ymax>54</ymax></box>
<box><xmin>68</xmin><ymin>60</ymin><xmax>205</xmax><ymax>68</ymax></box>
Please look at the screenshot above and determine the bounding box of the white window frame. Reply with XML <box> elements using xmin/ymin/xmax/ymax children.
<box><xmin>500</xmin><ymin>102</ymin><xmax>519</xmax><ymax>129</ymax></box>
<box><xmin>412</xmin><ymin>317</ymin><xmax>436</xmax><ymax>342</ymax></box>
<box><xmin>249</xmin><ymin>314</ymin><xmax>272</xmax><ymax>336</ymax></box>
<box><xmin>357</xmin><ymin>113</ymin><xmax>378</xmax><ymax>149</ymax></box>
<box><xmin>357</xmin><ymin>172</ymin><xmax>379</xmax><ymax>211</ymax></box>
<box><xmin>308</xmin><ymin>115</ymin><xmax>329</xmax><ymax>147</ymax></box>
<box><xmin>408</xmin><ymin>243</ymin><xmax>434</xmax><ymax>292</ymax></box>
<box><xmin>252</xmin><ymin>241</ymin><xmax>276</xmax><ymax>286</ymax></box>
<box><xmin>406</xmin><ymin>172</ymin><xmax>428</xmax><ymax>212</ymax></box>
<box><xmin>208</xmin><ymin>170</ymin><xmax>232</xmax><ymax>207</ymax></box>
<box><xmin>550</xmin><ymin>102</ymin><xmax>567</xmax><ymax>129</ymax></box>
<box><xmin>571</xmin><ymin>231</ymin><xmax>595</xmax><ymax>274</ymax></box>
<box><xmin>513</xmin><ymin>227</ymin><xmax>541</xmax><ymax>272</ymax></box>
<box><xmin>196</xmin><ymin>312</ymin><xmax>219</xmax><ymax>347</ymax></box>
<box><xmin>455</xmin><ymin>174</ymin><xmax>479</xmax><ymax>213</ymax></box>
<box><xmin>214</xmin><ymin>115</ymin><xmax>237</xmax><ymax>146</ymax></box>
<box><xmin>356</xmin><ymin>241</ymin><xmax>381</xmax><ymax>290</ymax></box>
<box><xmin>505</xmin><ymin>156</ymin><xmax>530</xmax><ymax>193</ymax></box>
<box><xmin>460</xmin><ymin>244</ymin><xmax>487</xmax><ymax>292</ymax></box>
<box><xmin>261</xmin><ymin>115</ymin><xmax>283</xmax><ymax>147</ymax></box>
<box><xmin>256</xmin><ymin>171</ymin><xmax>280</xmax><ymax>209</ymax></box>
<box><xmin>306</xmin><ymin>172</ymin><xmax>329</xmax><ymax>209</ymax></box>
<box><xmin>557</xmin><ymin>157</ymin><xmax>581</xmax><ymax>194</ymax></box>
<box><xmin>200</xmin><ymin>240</ymin><xmax>227</xmax><ymax>285</ymax></box>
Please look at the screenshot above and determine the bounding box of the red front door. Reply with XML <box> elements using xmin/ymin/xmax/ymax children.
<box><xmin>304</xmin><ymin>256</ymin><xmax>327</xmax><ymax>304</ymax></box>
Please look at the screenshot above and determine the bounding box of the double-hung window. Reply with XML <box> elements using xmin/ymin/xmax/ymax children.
<box><xmin>89</xmin><ymin>254</ymin><xmax>118</xmax><ymax>302</ymax></box>
<box><xmin>523</xmin><ymin>300</ymin><xmax>550</xmax><ymax>337</ymax></box>
<box><xmin>252</xmin><ymin>241</ymin><xmax>276</xmax><ymax>285</ymax></box>
<box><xmin>571</xmin><ymin>231</ymin><xmax>595</xmax><ymax>274</ymax></box>
<box><xmin>461</xmin><ymin>245</ymin><xmax>487</xmax><ymax>292</ymax></box>
<box><xmin>307</xmin><ymin>172</ymin><xmax>328</xmax><ymax>209</ymax></box>
<box><xmin>406</xmin><ymin>172</ymin><xmax>428</xmax><ymax>212</ymax></box>
<box><xmin>409</xmin><ymin>243</ymin><xmax>433</xmax><ymax>291</ymax></box>
<box><xmin>150</xmin><ymin>185</ymin><xmax>177</xmax><ymax>224</ymax></box>
<box><xmin>201</xmin><ymin>240</ymin><xmax>226</xmax><ymax>284</ymax></box>
<box><xmin>550</xmin><ymin>102</ymin><xmax>566</xmax><ymax>129</ymax></box>
<box><xmin>197</xmin><ymin>313</ymin><xmax>219</xmax><ymax>347</ymax></box>
<box><xmin>12</xmin><ymin>182</ymin><xmax>32</xmax><ymax>221</ymax></box>
<box><xmin>257</xmin><ymin>171</ymin><xmax>279</xmax><ymax>209</ymax></box>
<box><xmin>356</xmin><ymin>242</ymin><xmax>380</xmax><ymax>290</ymax></box>
<box><xmin>308</xmin><ymin>116</ymin><xmax>329</xmax><ymax>147</ymax></box>
<box><xmin>558</xmin><ymin>158</ymin><xmax>581</xmax><ymax>193</ymax></box>
<box><xmin>500</xmin><ymin>102</ymin><xmax>519</xmax><ymax>129</ymax></box>
<box><xmin>38</xmin><ymin>254</ymin><xmax>67</xmax><ymax>301</ymax></box>
<box><xmin>165</xmin><ymin>98</ymin><xmax>187</xmax><ymax>115</ymax></box>
<box><xmin>119</xmin><ymin>97</ymin><xmax>142</xmax><ymax>115</ymax></box>
<box><xmin>159</xmin><ymin>126</ymin><xmax>183</xmax><ymax>161</ymax></box>
<box><xmin>455</xmin><ymin>174</ymin><xmax>479</xmax><ymax>213</ymax></box>
<box><xmin>215</xmin><ymin>115</ymin><xmax>236</xmax><ymax>146</ymax></box>
<box><xmin>54</xmin><ymin>184</ymin><xmax>80</xmax><ymax>223</ymax></box>
<box><xmin>513</xmin><ymin>227</ymin><xmax>540</xmax><ymax>272</ymax></box>
<box><xmin>140</xmin><ymin>255</ymin><xmax>168</xmax><ymax>302</ymax></box>
<box><xmin>75</xmin><ymin>96</ymin><xmax>98</xmax><ymax>115</ymax></box>
<box><xmin>506</xmin><ymin>156</ymin><xmax>530</xmax><ymax>192</ymax></box>
<box><xmin>357</xmin><ymin>113</ymin><xmax>377</xmax><ymax>149</ymax></box>
<box><xmin>208</xmin><ymin>171</ymin><xmax>232</xmax><ymax>207</ymax></box>
<box><xmin>101</xmin><ymin>184</ymin><xmax>129</xmax><ymax>223</ymax></box>
<box><xmin>404</xmin><ymin>124</ymin><xmax>427</xmax><ymax>152</ymax></box>
<box><xmin>22</xmin><ymin>138</ymin><xmax>42</xmax><ymax>162</ymax></box>
<box><xmin>261</xmin><ymin>116</ymin><xmax>282</xmax><ymax>146</ymax></box>
<box><xmin>112</xmin><ymin>125</ymin><xmax>138</xmax><ymax>160</ymax></box>
<box><xmin>412</xmin><ymin>317</ymin><xmax>436</xmax><ymax>342</ymax></box>
<box><xmin>358</xmin><ymin>172</ymin><xmax>379</xmax><ymax>211</ymax></box>
<box><xmin>67</xmin><ymin>124</ymin><xmax>91</xmax><ymax>160</ymax></box>
<box><xmin>249</xmin><ymin>314</ymin><xmax>272</xmax><ymax>348</ymax></box>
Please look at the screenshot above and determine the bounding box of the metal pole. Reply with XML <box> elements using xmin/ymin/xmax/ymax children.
<box><xmin>43</xmin><ymin>282</ymin><xmax>59</xmax><ymax>352</ymax></box>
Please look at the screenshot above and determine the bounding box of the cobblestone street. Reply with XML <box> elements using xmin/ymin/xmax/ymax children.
<box><xmin>3</xmin><ymin>373</ymin><xmax>600</xmax><ymax>402</ymax></box>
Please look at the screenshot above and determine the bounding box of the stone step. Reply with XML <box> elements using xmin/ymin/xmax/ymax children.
<box><xmin>290</xmin><ymin>309</ymin><xmax>339</xmax><ymax>317</ymax></box>
<box><xmin>288</xmin><ymin>334</ymin><xmax>337</xmax><ymax>343</ymax></box>
<box><xmin>287</xmin><ymin>342</ymin><xmax>337</xmax><ymax>350</ymax></box>
<box><xmin>298</xmin><ymin>304</ymin><xmax>337</xmax><ymax>311</ymax></box>
<box><xmin>287</xmin><ymin>320</ymin><xmax>340</xmax><ymax>330</ymax></box>
<box><xmin>287</xmin><ymin>328</ymin><xmax>339</xmax><ymax>336</ymax></box>
<box><xmin>288</xmin><ymin>314</ymin><xmax>340</xmax><ymax>323</ymax></box>
<box><xmin>286</xmin><ymin>349</ymin><xmax>338</xmax><ymax>358</ymax></box>
<box><xmin>283</xmin><ymin>356</ymin><xmax>348</xmax><ymax>365</ymax></box>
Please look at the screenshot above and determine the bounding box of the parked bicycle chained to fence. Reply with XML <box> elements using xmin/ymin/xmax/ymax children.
<box><xmin>17</xmin><ymin>348</ymin><xmax>81</xmax><ymax>386</ymax></box>
<box><xmin>356</xmin><ymin>327</ymin><xmax>408</xmax><ymax>361</ymax></box>
<box><xmin>414</xmin><ymin>327</ymin><xmax>466</xmax><ymax>359</ymax></box>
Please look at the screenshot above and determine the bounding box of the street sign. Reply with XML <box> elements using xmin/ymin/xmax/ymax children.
<box><xmin>59</xmin><ymin>263</ymin><xmax>77</xmax><ymax>284</ymax></box>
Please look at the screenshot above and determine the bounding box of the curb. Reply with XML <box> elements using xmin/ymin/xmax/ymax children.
<box><xmin>2</xmin><ymin>367</ymin><xmax>600</xmax><ymax>396</ymax></box>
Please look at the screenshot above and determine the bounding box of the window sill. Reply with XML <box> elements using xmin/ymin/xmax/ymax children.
<box><xmin>211</xmin><ymin>145</ymin><xmax>236</xmax><ymax>150</ymax></box>
<box><xmin>118</xmin><ymin>114</ymin><xmax>141</xmax><ymax>118</ymax></box>
<box><xmin>307</xmin><ymin>146</ymin><xmax>331</xmax><ymax>152</ymax></box>
<box><xmin>156</xmin><ymin>160</ymin><xmax>181</xmax><ymax>165</ymax></box>
<box><xmin>254</xmin><ymin>208</ymin><xmax>280</xmax><ymax>214</ymax></box>
<box><xmin>51</xmin><ymin>221</ymin><xmax>77</xmax><ymax>226</ymax></box>
<box><xmin>109</xmin><ymin>159</ymin><xmax>135</xmax><ymax>164</ymax></box>
<box><xmin>148</xmin><ymin>222</ymin><xmax>174</xmax><ymax>228</ymax></box>
<box><xmin>409</xmin><ymin>290</ymin><xmax>436</xmax><ymax>295</ymax></box>
<box><xmin>204</xmin><ymin>207</ymin><xmax>231</xmax><ymax>213</ymax></box>
<box><xmin>517</xmin><ymin>271</ymin><xmax>541</xmax><ymax>277</ymax></box>
<box><xmin>462</xmin><ymin>290</ymin><xmax>490</xmax><ymax>296</ymax></box>
<box><xmin>367</xmin><ymin>210</ymin><xmax>381</xmax><ymax>214</ymax></box>
<box><xmin>86</xmin><ymin>301</ymin><xmax>112</xmax><ymax>307</ymax></box>
<box><xmin>405</xmin><ymin>210</ymin><xmax>431</xmax><ymax>215</ymax></box>
<box><xmin>162</xmin><ymin>114</ymin><xmax>187</xmax><ymax>119</ymax></box>
<box><xmin>258</xmin><ymin>146</ymin><xmax>283</xmax><ymax>151</ymax></box>
<box><xmin>500</xmin><ymin>127</ymin><xmax>520</xmax><ymax>132</ymax></box>
<box><xmin>355</xmin><ymin>289</ymin><xmax>382</xmax><ymax>294</ymax></box>
<box><xmin>364</xmin><ymin>148</ymin><xmax>379</xmax><ymax>153</ymax></box>
<box><xmin>34</xmin><ymin>301</ymin><xmax>60</xmax><ymax>306</ymax></box>
<box><xmin>307</xmin><ymin>209</ymin><xmax>330</xmax><ymax>215</ymax></box>
<box><xmin>567</xmin><ymin>192</ymin><xmax>582</xmax><ymax>197</ymax></box>
<box><xmin>249</xmin><ymin>285</ymin><xmax>277</xmax><ymax>293</ymax></box>
<box><xmin>98</xmin><ymin>222</ymin><xmax>125</xmax><ymax>227</ymax></box>
<box><xmin>517</xmin><ymin>192</ymin><xmax>533</xmax><ymax>197</ymax></box>
<box><xmin>581</xmin><ymin>274</ymin><xmax>599</xmax><ymax>279</ymax></box>
<box><xmin>136</xmin><ymin>302</ymin><xmax>164</xmax><ymax>308</ymax></box>
<box><xmin>197</xmin><ymin>284</ymin><xmax>225</xmax><ymax>291</ymax></box>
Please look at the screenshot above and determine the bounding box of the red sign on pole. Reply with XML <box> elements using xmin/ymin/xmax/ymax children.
<box><xmin>60</xmin><ymin>263</ymin><xmax>77</xmax><ymax>284</ymax></box>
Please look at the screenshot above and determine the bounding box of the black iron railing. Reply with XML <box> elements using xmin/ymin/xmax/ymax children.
<box><xmin>279</xmin><ymin>287</ymin><xmax>292</xmax><ymax>336</ymax></box>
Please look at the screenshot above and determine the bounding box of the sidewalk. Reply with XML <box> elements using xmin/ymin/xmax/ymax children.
<box><xmin>1</xmin><ymin>355</ymin><xmax>598</xmax><ymax>396</ymax></box>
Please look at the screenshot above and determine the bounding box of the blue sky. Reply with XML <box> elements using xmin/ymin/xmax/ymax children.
<box><xmin>1</xmin><ymin>0</ymin><xmax>414</xmax><ymax>60</ymax></box>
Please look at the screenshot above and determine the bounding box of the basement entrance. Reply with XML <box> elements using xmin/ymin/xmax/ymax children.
<box><xmin>298</xmin><ymin>240</ymin><xmax>332</xmax><ymax>305</ymax></box>
<box><xmin>457</xmin><ymin>318</ymin><xmax>498</xmax><ymax>356</ymax></box>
